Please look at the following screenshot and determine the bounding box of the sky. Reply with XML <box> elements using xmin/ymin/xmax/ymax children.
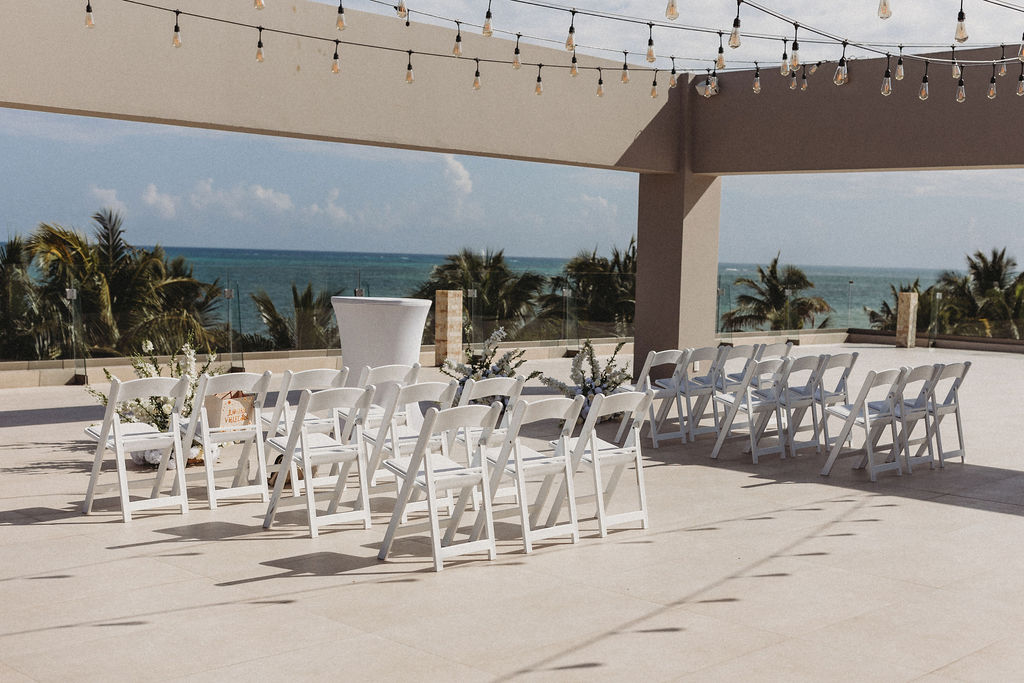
<box><xmin>3</xmin><ymin>0</ymin><xmax>1024</xmax><ymax>270</ymax></box>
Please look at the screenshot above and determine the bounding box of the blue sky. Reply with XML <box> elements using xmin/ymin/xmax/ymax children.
<box><xmin>3</xmin><ymin>1</ymin><xmax>1024</xmax><ymax>269</ymax></box>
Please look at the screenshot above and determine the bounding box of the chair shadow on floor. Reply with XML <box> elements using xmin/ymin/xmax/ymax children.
<box><xmin>216</xmin><ymin>551</ymin><xmax>429</xmax><ymax>586</ymax></box>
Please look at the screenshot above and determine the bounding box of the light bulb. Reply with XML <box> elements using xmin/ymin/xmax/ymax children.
<box><xmin>780</xmin><ymin>45</ymin><xmax>790</xmax><ymax>76</ymax></box>
<box><xmin>597</xmin><ymin>70</ymin><xmax>605</xmax><ymax>96</ymax></box>
<box><xmin>711</xmin><ymin>73</ymin><xmax>719</xmax><ymax>93</ymax></box>
<box><xmin>988</xmin><ymin>77</ymin><xmax>997</xmax><ymax>99</ymax></box>
<box><xmin>85</xmin><ymin>2</ymin><xmax>94</xmax><ymax>28</ymax></box>
<box><xmin>665</xmin><ymin>0</ymin><xmax>679</xmax><ymax>21</ymax></box>
<box><xmin>808</xmin><ymin>62</ymin><xmax>819</xmax><ymax>75</ymax></box>
<box><xmin>956</xmin><ymin>77</ymin><xmax>966</xmax><ymax>102</ymax></box>
<box><xmin>565</xmin><ymin>13</ymin><xmax>576</xmax><ymax>52</ymax></box>
<box><xmin>172</xmin><ymin>13</ymin><xmax>181</xmax><ymax>48</ymax></box>
<box><xmin>406</xmin><ymin>52</ymin><xmax>414</xmax><ymax>83</ymax></box>
<box><xmin>753</xmin><ymin>66</ymin><xmax>761</xmax><ymax>94</ymax></box>
<box><xmin>1018</xmin><ymin>73</ymin><xmax>1024</xmax><ymax>95</ymax></box>
<box><xmin>513</xmin><ymin>35</ymin><xmax>522</xmax><ymax>69</ymax></box>
<box><xmin>919</xmin><ymin>75</ymin><xmax>930</xmax><ymax>100</ymax></box>
<box><xmin>1019</xmin><ymin>33</ymin><xmax>1024</xmax><ymax>61</ymax></box>
<box><xmin>716</xmin><ymin>48</ymin><xmax>726</xmax><ymax>70</ymax></box>
<box><xmin>834</xmin><ymin>59</ymin><xmax>847</xmax><ymax>86</ymax></box>
<box><xmin>790</xmin><ymin>32</ymin><xmax>800</xmax><ymax>70</ymax></box>
<box><xmin>331</xmin><ymin>42</ymin><xmax>340</xmax><ymax>73</ymax></box>
<box><xmin>453</xmin><ymin>24</ymin><xmax>462</xmax><ymax>57</ymax></box>
<box><xmin>648</xmin><ymin>39</ymin><xmax>657</xmax><ymax>64</ymax></box>
<box><xmin>254</xmin><ymin>0</ymin><xmax>265</xmax><ymax>9</ymax></box>
<box><xmin>881</xmin><ymin>69</ymin><xmax>892</xmax><ymax>96</ymax></box>
<box><xmin>570</xmin><ymin>53</ymin><xmax>579</xmax><ymax>77</ymax></box>
<box><xmin>878</xmin><ymin>0</ymin><xmax>892</xmax><ymax>19</ymax></box>
<box><xmin>703</xmin><ymin>76</ymin><xmax>713</xmax><ymax>99</ymax></box>
<box><xmin>396</xmin><ymin>1</ymin><xmax>407</xmax><ymax>19</ymax></box>
<box><xmin>999</xmin><ymin>62</ymin><xmax>1008</xmax><ymax>78</ymax></box>
<box><xmin>256</xmin><ymin>28</ymin><xmax>264</xmax><ymax>62</ymax></box>
<box><xmin>895</xmin><ymin>56</ymin><xmax>904</xmax><ymax>80</ymax></box>
<box><xmin>729</xmin><ymin>17</ymin><xmax>741</xmax><ymax>49</ymax></box>
<box><xmin>621</xmin><ymin>53</ymin><xmax>629</xmax><ymax>84</ymax></box>
<box><xmin>651</xmin><ymin>77</ymin><xmax>658</xmax><ymax>98</ymax></box>
<box><xmin>336</xmin><ymin>2</ymin><xmax>346</xmax><ymax>30</ymax></box>
<box><xmin>473</xmin><ymin>68</ymin><xmax>481</xmax><ymax>90</ymax></box>
<box><xmin>801</xmin><ymin>72</ymin><xmax>808</xmax><ymax>91</ymax></box>
<box><xmin>669</xmin><ymin>65</ymin><xmax>678</xmax><ymax>88</ymax></box>
<box><xmin>789</xmin><ymin>72</ymin><xmax>797</xmax><ymax>90</ymax></box>
<box><xmin>482</xmin><ymin>8</ymin><xmax>493</xmax><ymax>37</ymax></box>
<box><xmin>954</xmin><ymin>9</ymin><xmax>968</xmax><ymax>43</ymax></box>
<box><xmin>536</xmin><ymin>75</ymin><xmax>543</xmax><ymax>95</ymax></box>
<box><xmin>952</xmin><ymin>62</ymin><xmax>961</xmax><ymax>79</ymax></box>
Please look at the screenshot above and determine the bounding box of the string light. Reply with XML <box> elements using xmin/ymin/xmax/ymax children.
<box><xmin>596</xmin><ymin>67</ymin><xmax>604</xmax><ymax>96</ymax></box>
<box><xmin>896</xmin><ymin>45</ymin><xmax>904</xmax><ymax>80</ymax></box>
<box><xmin>172</xmin><ymin>10</ymin><xmax>181</xmax><ymax>48</ymax></box>
<box><xmin>956</xmin><ymin>73</ymin><xmax>966</xmax><ymax>102</ymax></box>
<box><xmin>729</xmin><ymin>0</ymin><xmax>742</xmax><ymax>48</ymax></box>
<box><xmin>834</xmin><ymin>41</ymin><xmax>849</xmax><ymax>85</ymax></box>
<box><xmin>703</xmin><ymin>70</ymin><xmax>713</xmax><ymax>98</ymax></box>
<box><xmin>710</xmin><ymin>67</ymin><xmax>719</xmax><ymax>93</ymax></box>
<box><xmin>952</xmin><ymin>46</ymin><xmax>961</xmax><ymax>78</ymax></box>
<box><xmin>256</xmin><ymin>26</ymin><xmax>264</xmax><ymax>62</ymax></box>
<box><xmin>669</xmin><ymin>57</ymin><xmax>678</xmax><ymax>87</ymax></box>
<box><xmin>452</xmin><ymin>21</ymin><xmax>462</xmax><ymax>57</ymax></box>
<box><xmin>331</xmin><ymin>39</ymin><xmax>340</xmax><ymax>73</ymax></box>
<box><xmin>753</xmin><ymin>62</ymin><xmax>762</xmax><ymax>93</ymax></box>
<box><xmin>404</xmin><ymin>10</ymin><xmax>411</xmax><ymax>27</ymax></box>
<box><xmin>808</xmin><ymin>61</ymin><xmax>820</xmax><ymax>75</ymax></box>
<box><xmin>473</xmin><ymin>58</ymin><xmax>482</xmax><ymax>89</ymax></box>
<box><xmin>396</xmin><ymin>1</ymin><xmax>407</xmax><ymax>20</ymax></box>
<box><xmin>954</xmin><ymin>1</ymin><xmax>968</xmax><ymax>43</ymax></box>
<box><xmin>878</xmin><ymin>0</ymin><xmax>892</xmax><ymax>20</ymax></box>
<box><xmin>881</xmin><ymin>54</ymin><xmax>893</xmax><ymax>95</ymax></box>
<box><xmin>570</xmin><ymin>50</ymin><xmax>579</xmax><ymax>76</ymax></box>
<box><xmin>336</xmin><ymin>1</ymin><xmax>345</xmax><ymax>30</ymax></box>
<box><xmin>651</xmin><ymin>71</ymin><xmax>659</xmax><ymax>98</ymax></box>
<box><xmin>789</xmin><ymin>69</ymin><xmax>797</xmax><ymax>89</ymax></box>
<box><xmin>665</xmin><ymin>0</ymin><xmax>679</xmax><ymax>21</ymax></box>
<box><xmin>254</xmin><ymin>0</ymin><xmax>265</xmax><ymax>9</ymax></box>
<box><xmin>565</xmin><ymin>10</ymin><xmax>576</xmax><ymax>52</ymax></box>
<box><xmin>535</xmin><ymin>63</ymin><xmax>543</xmax><ymax>95</ymax></box>
<box><xmin>621</xmin><ymin>51</ymin><xmax>630</xmax><ymax>83</ymax></box>
<box><xmin>406</xmin><ymin>50</ymin><xmax>414</xmax><ymax>83</ymax></box>
<box><xmin>85</xmin><ymin>2</ymin><xmax>94</xmax><ymax>28</ymax></box>
<box><xmin>780</xmin><ymin>38</ymin><xmax>789</xmax><ymax>76</ymax></box>
<box><xmin>1018</xmin><ymin>62</ymin><xmax>1024</xmax><ymax>95</ymax></box>
<box><xmin>790</xmin><ymin>24</ymin><xmax>800</xmax><ymax>71</ymax></box>
<box><xmin>482</xmin><ymin>1</ymin><xmax>493</xmax><ymax>37</ymax></box>
<box><xmin>999</xmin><ymin>45</ymin><xmax>1007</xmax><ymax>76</ymax></box>
<box><xmin>513</xmin><ymin>33</ymin><xmax>522</xmax><ymax>69</ymax></box>
<box><xmin>801</xmin><ymin>64</ymin><xmax>808</xmax><ymax>90</ymax></box>
<box><xmin>648</xmin><ymin>24</ymin><xmax>657</xmax><ymax>63</ymax></box>
<box><xmin>1019</xmin><ymin>32</ymin><xmax>1024</xmax><ymax>61</ymax></box>
<box><xmin>988</xmin><ymin>63</ymin><xmax>998</xmax><ymax>97</ymax></box>
<box><xmin>919</xmin><ymin>61</ymin><xmax>930</xmax><ymax>100</ymax></box>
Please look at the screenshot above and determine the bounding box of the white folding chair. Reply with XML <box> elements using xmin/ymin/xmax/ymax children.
<box><xmin>457</xmin><ymin>374</ymin><xmax>526</xmax><ymax>432</ymax></box>
<box><xmin>467</xmin><ymin>396</ymin><xmax>585</xmax><ymax>553</ymax></box>
<box><xmin>547</xmin><ymin>390</ymin><xmax>654</xmax><ymax>538</ymax></box>
<box><xmin>677</xmin><ymin>346</ymin><xmax>721</xmax><ymax>442</ymax></box>
<box><xmin>710</xmin><ymin>357</ymin><xmax>791</xmax><ymax>463</ymax></box>
<box><xmin>777</xmin><ymin>354</ymin><xmax>828</xmax><ymax>458</ymax></box>
<box><xmin>816</xmin><ymin>352</ymin><xmax>859</xmax><ymax>447</ymax></box>
<box><xmin>263</xmin><ymin>386</ymin><xmax>374</xmax><ymax>538</ymax></box>
<box><xmin>378</xmin><ymin>402</ymin><xmax>503</xmax><ymax>572</ymax></box>
<box><xmin>716</xmin><ymin>344</ymin><xmax>761</xmax><ymax>393</ymax></box>
<box><xmin>615</xmin><ymin>348</ymin><xmax>689</xmax><ymax>448</ymax></box>
<box><xmin>895</xmin><ymin>364</ymin><xmax>942</xmax><ymax>473</ymax></box>
<box><xmin>756</xmin><ymin>340</ymin><xmax>794</xmax><ymax>360</ymax></box>
<box><xmin>262</xmin><ymin>367</ymin><xmax>349</xmax><ymax>438</ymax></box>
<box><xmin>820</xmin><ymin>368</ymin><xmax>907</xmax><ymax>482</ymax></box>
<box><xmin>355</xmin><ymin>363</ymin><xmax>420</xmax><ymax>427</ymax></box>
<box><xmin>83</xmin><ymin>376</ymin><xmax>190</xmax><ymax>523</ymax></box>
<box><xmin>179</xmin><ymin>371</ymin><xmax>272</xmax><ymax>509</ymax></box>
<box><xmin>924</xmin><ymin>361</ymin><xmax>971</xmax><ymax>467</ymax></box>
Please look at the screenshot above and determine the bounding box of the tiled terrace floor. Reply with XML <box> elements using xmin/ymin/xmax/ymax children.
<box><xmin>1</xmin><ymin>343</ymin><xmax>1023</xmax><ymax>681</ymax></box>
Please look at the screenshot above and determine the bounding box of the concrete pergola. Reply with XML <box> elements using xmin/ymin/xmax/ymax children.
<box><xmin>4</xmin><ymin>1</ymin><xmax>1018</xmax><ymax>369</ymax></box>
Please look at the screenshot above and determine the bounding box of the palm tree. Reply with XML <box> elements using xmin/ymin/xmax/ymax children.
<box><xmin>934</xmin><ymin>248</ymin><xmax>1024</xmax><ymax>338</ymax></box>
<box><xmin>721</xmin><ymin>253</ymin><xmax>832</xmax><ymax>331</ymax></box>
<box><xmin>249</xmin><ymin>283</ymin><xmax>341</xmax><ymax>350</ymax></box>
<box><xmin>0</xmin><ymin>236</ymin><xmax>60</xmax><ymax>359</ymax></box>
<box><xmin>865</xmin><ymin>280</ymin><xmax>937</xmax><ymax>334</ymax></box>
<box><xmin>410</xmin><ymin>248</ymin><xmax>546</xmax><ymax>339</ymax></box>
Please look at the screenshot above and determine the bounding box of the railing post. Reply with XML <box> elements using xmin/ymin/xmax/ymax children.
<box><xmin>896</xmin><ymin>291</ymin><xmax>918</xmax><ymax>348</ymax></box>
<box><xmin>434</xmin><ymin>290</ymin><xmax>463</xmax><ymax>367</ymax></box>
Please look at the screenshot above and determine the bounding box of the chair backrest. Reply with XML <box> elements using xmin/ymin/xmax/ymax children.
<box><xmin>757</xmin><ymin>341</ymin><xmax>794</xmax><ymax>360</ymax></box>
<box><xmin>577</xmin><ymin>390</ymin><xmax>654</xmax><ymax>451</ymax></box>
<box><xmin>634</xmin><ymin>349</ymin><xmax>687</xmax><ymax>389</ymax></box>
<box><xmin>782</xmin><ymin>354</ymin><xmax>828</xmax><ymax>393</ymax></box>
<box><xmin>382</xmin><ymin>380</ymin><xmax>459</xmax><ymax>433</ymax></box>
<box><xmin>266</xmin><ymin>367</ymin><xmax>349</xmax><ymax>435</ymax></box>
<box><xmin>818</xmin><ymin>351</ymin><xmax>859</xmax><ymax>399</ymax></box>
<box><xmin>411</xmin><ymin>403</ymin><xmax>503</xmax><ymax>483</ymax></box>
<box><xmin>357</xmin><ymin>363</ymin><xmax>420</xmax><ymax>409</ymax></box>
<box><xmin>746</xmin><ymin>357</ymin><xmax>791</xmax><ymax>403</ymax></box>
<box><xmin>685</xmin><ymin>346</ymin><xmax>720</xmax><ymax>380</ymax></box>
<box><xmin>183</xmin><ymin>371</ymin><xmax>272</xmax><ymax>440</ymax></box>
<box><xmin>850</xmin><ymin>367</ymin><xmax>906</xmax><ymax>414</ymax></box>
<box><xmin>290</xmin><ymin>385</ymin><xmax>374</xmax><ymax>447</ymax></box>
<box><xmin>459</xmin><ymin>375</ymin><xmax>526</xmax><ymax>405</ymax></box>
<box><xmin>97</xmin><ymin>376</ymin><xmax>189</xmax><ymax>446</ymax></box>
<box><xmin>900</xmin><ymin>364</ymin><xmax>942</xmax><ymax>410</ymax></box>
<box><xmin>715</xmin><ymin>344</ymin><xmax>759</xmax><ymax>384</ymax></box>
<box><xmin>932</xmin><ymin>361</ymin><xmax>971</xmax><ymax>409</ymax></box>
<box><xmin>492</xmin><ymin>396</ymin><xmax>585</xmax><ymax>472</ymax></box>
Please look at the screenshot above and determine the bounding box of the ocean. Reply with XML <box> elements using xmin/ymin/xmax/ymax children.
<box><xmin>161</xmin><ymin>246</ymin><xmax>945</xmax><ymax>339</ymax></box>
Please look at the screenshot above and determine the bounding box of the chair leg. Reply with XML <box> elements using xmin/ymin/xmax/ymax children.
<box><xmin>710</xmin><ymin>399</ymin><xmax>741</xmax><ymax>459</ymax></box>
<box><xmin>425</xmin><ymin>485</ymin><xmax>446</xmax><ymax>572</ymax></box>
<box><xmin>563</xmin><ymin>460</ymin><xmax>580</xmax><ymax>543</ymax></box>
<box><xmin>114</xmin><ymin>442</ymin><xmax>132</xmax><ymax>523</ymax></box>
<box><xmin>591</xmin><ymin>456</ymin><xmax>609</xmax><ymax>538</ymax></box>
<box><xmin>172</xmin><ymin>426</ymin><xmax>189</xmax><ymax>514</ymax></box>
<box><xmin>263</xmin><ymin>449</ymin><xmax>293</xmax><ymax>529</ymax></box>
<box><xmin>634</xmin><ymin>448</ymin><xmax>649</xmax><ymax>530</ymax></box>
<box><xmin>303</xmin><ymin>454</ymin><xmax>319</xmax><ymax>539</ymax></box>
<box><xmin>83</xmin><ymin>442</ymin><xmax>106</xmax><ymax>514</ymax></box>
<box><xmin>954</xmin><ymin>407</ymin><xmax>967</xmax><ymax>462</ymax></box>
<box><xmin>821</xmin><ymin>412</ymin><xmax>856</xmax><ymax>476</ymax></box>
<box><xmin>378</xmin><ymin>472</ymin><xmax>416</xmax><ymax>561</ymax></box>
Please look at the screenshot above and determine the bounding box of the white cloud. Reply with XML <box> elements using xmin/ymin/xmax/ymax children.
<box><xmin>580</xmin><ymin>193</ymin><xmax>618</xmax><ymax>216</ymax></box>
<box><xmin>443</xmin><ymin>154</ymin><xmax>473</xmax><ymax>194</ymax></box>
<box><xmin>305</xmin><ymin>188</ymin><xmax>352</xmax><ymax>225</ymax></box>
<box><xmin>90</xmin><ymin>186</ymin><xmax>127</xmax><ymax>214</ymax></box>
<box><xmin>189</xmin><ymin>178</ymin><xmax>293</xmax><ymax>219</ymax></box>
<box><xmin>141</xmin><ymin>183</ymin><xmax>177</xmax><ymax>219</ymax></box>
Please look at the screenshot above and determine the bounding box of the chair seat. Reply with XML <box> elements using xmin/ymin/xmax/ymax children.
<box><xmin>383</xmin><ymin>453</ymin><xmax>485</xmax><ymax>489</ymax></box>
<box><xmin>85</xmin><ymin>422</ymin><xmax>175</xmax><ymax>452</ymax></box>
<box><xmin>267</xmin><ymin>432</ymin><xmax>359</xmax><ymax>465</ymax></box>
<box><xmin>483</xmin><ymin>444</ymin><xmax>563</xmax><ymax>474</ymax></box>
<box><xmin>562</xmin><ymin>435</ymin><xmax>637</xmax><ymax>467</ymax></box>
<box><xmin>261</xmin><ymin>412</ymin><xmax>333</xmax><ymax>433</ymax></box>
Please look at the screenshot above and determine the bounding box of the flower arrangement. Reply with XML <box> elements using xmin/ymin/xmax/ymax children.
<box><xmin>86</xmin><ymin>340</ymin><xmax>222</xmax><ymax>467</ymax></box>
<box><xmin>540</xmin><ymin>339</ymin><xmax>632</xmax><ymax>421</ymax></box>
<box><xmin>441</xmin><ymin>327</ymin><xmax>541</xmax><ymax>401</ymax></box>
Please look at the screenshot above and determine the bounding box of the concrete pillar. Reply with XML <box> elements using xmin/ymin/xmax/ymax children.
<box><xmin>896</xmin><ymin>291</ymin><xmax>919</xmax><ymax>348</ymax></box>
<box><xmin>634</xmin><ymin>170</ymin><xmax>722</xmax><ymax>375</ymax></box>
<box><xmin>434</xmin><ymin>290</ymin><xmax>463</xmax><ymax>366</ymax></box>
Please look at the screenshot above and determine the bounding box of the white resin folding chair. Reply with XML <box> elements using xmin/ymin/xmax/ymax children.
<box><xmin>710</xmin><ymin>357</ymin><xmax>791</xmax><ymax>463</ymax></box>
<box><xmin>677</xmin><ymin>346</ymin><xmax>721</xmax><ymax>442</ymax></box>
<box><xmin>716</xmin><ymin>344</ymin><xmax>761</xmax><ymax>393</ymax></box>
<box><xmin>756</xmin><ymin>340</ymin><xmax>794</xmax><ymax>360</ymax></box>
<box><xmin>263</xmin><ymin>386</ymin><xmax>374</xmax><ymax>538</ymax></box>
<box><xmin>457</xmin><ymin>374</ymin><xmax>526</xmax><ymax>433</ymax></box>
<box><xmin>922</xmin><ymin>361</ymin><xmax>971</xmax><ymax>467</ymax></box>
<box><xmin>180</xmin><ymin>371</ymin><xmax>272</xmax><ymax>509</ymax></box>
<box><xmin>816</xmin><ymin>352</ymin><xmax>859</xmax><ymax>446</ymax></box>
<box><xmin>83</xmin><ymin>376</ymin><xmax>190</xmax><ymax>523</ymax></box>
<box><xmin>378</xmin><ymin>402</ymin><xmax>503</xmax><ymax>571</ymax></box>
<box><xmin>894</xmin><ymin>364</ymin><xmax>942</xmax><ymax>473</ymax></box>
<box><xmin>614</xmin><ymin>348</ymin><xmax>689</xmax><ymax>448</ymax></box>
<box><xmin>820</xmin><ymin>368</ymin><xmax>907</xmax><ymax>482</ymax></box>
<box><xmin>355</xmin><ymin>363</ymin><xmax>420</xmax><ymax>427</ymax></box>
<box><xmin>776</xmin><ymin>354</ymin><xmax>828</xmax><ymax>458</ymax></box>
<box><xmin>466</xmin><ymin>396</ymin><xmax>585</xmax><ymax>553</ymax></box>
<box><xmin>546</xmin><ymin>390</ymin><xmax>654</xmax><ymax>537</ymax></box>
<box><xmin>262</xmin><ymin>367</ymin><xmax>349</xmax><ymax>438</ymax></box>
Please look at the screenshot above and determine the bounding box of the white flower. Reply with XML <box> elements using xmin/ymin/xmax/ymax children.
<box><xmin>162</xmin><ymin>403</ymin><xmax>173</xmax><ymax>415</ymax></box>
<box><xmin>141</xmin><ymin>340</ymin><xmax>154</xmax><ymax>353</ymax></box>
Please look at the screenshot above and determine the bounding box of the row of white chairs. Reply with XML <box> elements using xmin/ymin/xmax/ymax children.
<box><xmin>84</xmin><ymin>363</ymin><xmax>655</xmax><ymax>571</ymax></box>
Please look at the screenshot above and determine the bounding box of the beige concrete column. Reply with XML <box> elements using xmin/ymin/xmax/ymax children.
<box><xmin>634</xmin><ymin>170</ymin><xmax>722</xmax><ymax>374</ymax></box>
<box><xmin>434</xmin><ymin>290</ymin><xmax>463</xmax><ymax>367</ymax></box>
<box><xmin>896</xmin><ymin>291</ymin><xmax>919</xmax><ymax>348</ymax></box>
